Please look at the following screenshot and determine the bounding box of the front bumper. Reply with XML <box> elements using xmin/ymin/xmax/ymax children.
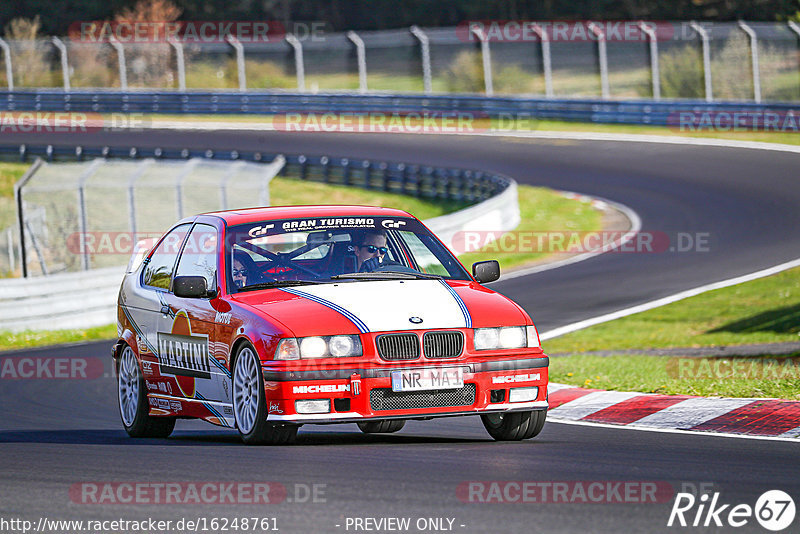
<box><xmin>262</xmin><ymin>356</ymin><xmax>549</xmax><ymax>424</ymax></box>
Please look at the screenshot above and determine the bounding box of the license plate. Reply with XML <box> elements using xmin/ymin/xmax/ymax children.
<box><xmin>391</xmin><ymin>367</ymin><xmax>464</xmax><ymax>392</ymax></box>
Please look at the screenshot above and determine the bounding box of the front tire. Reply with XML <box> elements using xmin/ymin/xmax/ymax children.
<box><xmin>481</xmin><ymin>410</ymin><xmax>546</xmax><ymax>441</ymax></box>
<box><xmin>232</xmin><ymin>344</ymin><xmax>297</xmax><ymax>445</ymax></box>
<box><xmin>357</xmin><ymin>420</ymin><xmax>405</xmax><ymax>434</ymax></box>
<box><xmin>117</xmin><ymin>345</ymin><xmax>175</xmax><ymax>438</ymax></box>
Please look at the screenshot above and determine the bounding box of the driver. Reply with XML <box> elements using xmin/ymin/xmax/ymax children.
<box><xmin>355</xmin><ymin>230</ymin><xmax>399</xmax><ymax>272</ymax></box>
<box><xmin>231</xmin><ymin>250</ymin><xmax>258</xmax><ymax>289</ymax></box>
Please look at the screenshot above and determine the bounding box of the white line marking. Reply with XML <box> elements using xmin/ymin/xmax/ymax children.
<box><xmin>540</xmin><ymin>256</ymin><xmax>800</xmax><ymax>340</ymax></box>
<box><xmin>494</xmin><ymin>193</ymin><xmax>642</xmax><ymax>282</ymax></box>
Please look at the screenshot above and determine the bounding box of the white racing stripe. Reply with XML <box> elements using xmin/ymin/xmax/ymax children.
<box><xmin>287</xmin><ymin>279</ymin><xmax>469</xmax><ymax>332</ymax></box>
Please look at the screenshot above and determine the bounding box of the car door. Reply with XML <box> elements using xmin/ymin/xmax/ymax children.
<box><xmin>160</xmin><ymin>222</ymin><xmax>232</xmax><ymax>419</ymax></box>
<box><xmin>125</xmin><ymin>222</ymin><xmax>192</xmax><ymax>405</ymax></box>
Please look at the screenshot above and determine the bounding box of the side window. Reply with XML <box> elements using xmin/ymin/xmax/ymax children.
<box><xmin>142</xmin><ymin>224</ymin><xmax>191</xmax><ymax>289</ymax></box>
<box><xmin>175</xmin><ymin>224</ymin><xmax>218</xmax><ymax>290</ymax></box>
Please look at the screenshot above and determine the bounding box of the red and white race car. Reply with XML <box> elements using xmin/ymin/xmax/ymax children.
<box><xmin>114</xmin><ymin>206</ymin><xmax>549</xmax><ymax>444</ymax></box>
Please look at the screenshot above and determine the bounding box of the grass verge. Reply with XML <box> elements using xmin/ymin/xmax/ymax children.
<box><xmin>545</xmin><ymin>266</ymin><xmax>800</xmax><ymax>354</ymax></box>
<box><xmin>547</xmin><ymin>266</ymin><xmax>800</xmax><ymax>399</ymax></box>
<box><xmin>549</xmin><ymin>353</ymin><xmax>800</xmax><ymax>400</ymax></box>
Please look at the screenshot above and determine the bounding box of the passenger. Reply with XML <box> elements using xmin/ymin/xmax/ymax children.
<box><xmin>232</xmin><ymin>250</ymin><xmax>258</xmax><ymax>289</ymax></box>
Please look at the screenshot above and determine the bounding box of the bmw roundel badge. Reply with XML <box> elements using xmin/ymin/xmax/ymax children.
<box><xmin>409</xmin><ymin>316</ymin><xmax>423</xmax><ymax>324</ymax></box>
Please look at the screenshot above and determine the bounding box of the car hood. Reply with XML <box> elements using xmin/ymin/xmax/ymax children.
<box><xmin>233</xmin><ymin>279</ymin><xmax>530</xmax><ymax>337</ymax></box>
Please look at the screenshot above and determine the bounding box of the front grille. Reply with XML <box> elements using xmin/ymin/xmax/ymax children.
<box><xmin>376</xmin><ymin>333</ymin><xmax>420</xmax><ymax>361</ymax></box>
<box><xmin>370</xmin><ymin>384</ymin><xmax>477</xmax><ymax>411</ymax></box>
<box><xmin>423</xmin><ymin>331</ymin><xmax>464</xmax><ymax>358</ymax></box>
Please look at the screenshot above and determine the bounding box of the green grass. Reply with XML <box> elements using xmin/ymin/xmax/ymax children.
<box><xmin>0</xmin><ymin>323</ymin><xmax>117</xmax><ymax>352</ymax></box>
<box><xmin>0</xmin><ymin>163</ymin><xmax>28</xmax><ymax>230</ymax></box>
<box><xmin>546</xmin><ymin>266</ymin><xmax>800</xmax><ymax>399</ymax></box>
<box><xmin>545</xmin><ymin>266</ymin><xmax>800</xmax><ymax>354</ymax></box>
<box><xmin>269</xmin><ymin>175</ymin><xmax>470</xmax><ymax>220</ymax></box>
<box><xmin>550</xmin><ymin>353</ymin><xmax>800</xmax><ymax>400</ymax></box>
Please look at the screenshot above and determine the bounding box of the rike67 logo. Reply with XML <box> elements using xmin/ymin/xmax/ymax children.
<box><xmin>668</xmin><ymin>490</ymin><xmax>795</xmax><ymax>531</ymax></box>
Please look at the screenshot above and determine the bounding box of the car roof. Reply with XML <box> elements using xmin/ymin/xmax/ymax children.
<box><xmin>201</xmin><ymin>205</ymin><xmax>416</xmax><ymax>225</ymax></box>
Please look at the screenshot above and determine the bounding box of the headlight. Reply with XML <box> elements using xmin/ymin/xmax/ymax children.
<box><xmin>275</xmin><ymin>335</ymin><xmax>362</xmax><ymax>360</ymax></box>
<box><xmin>526</xmin><ymin>325</ymin><xmax>540</xmax><ymax>348</ymax></box>
<box><xmin>473</xmin><ymin>326</ymin><xmax>527</xmax><ymax>350</ymax></box>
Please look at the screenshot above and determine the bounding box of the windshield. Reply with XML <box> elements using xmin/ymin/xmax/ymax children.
<box><xmin>225</xmin><ymin>215</ymin><xmax>470</xmax><ymax>292</ymax></box>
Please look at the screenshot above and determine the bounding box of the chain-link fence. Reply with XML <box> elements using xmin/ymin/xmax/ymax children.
<box><xmin>0</xmin><ymin>21</ymin><xmax>798</xmax><ymax>101</ymax></box>
<box><xmin>13</xmin><ymin>156</ymin><xmax>284</xmax><ymax>276</ymax></box>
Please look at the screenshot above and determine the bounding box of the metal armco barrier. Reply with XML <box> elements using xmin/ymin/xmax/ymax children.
<box><xmin>1</xmin><ymin>90</ymin><xmax>799</xmax><ymax>126</ymax></box>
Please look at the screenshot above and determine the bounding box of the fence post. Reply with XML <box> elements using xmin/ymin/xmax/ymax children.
<box><xmin>738</xmin><ymin>22</ymin><xmax>761</xmax><ymax>103</ymax></box>
<box><xmin>409</xmin><ymin>26</ymin><xmax>432</xmax><ymax>94</ymax></box>
<box><xmin>638</xmin><ymin>21</ymin><xmax>660</xmax><ymax>100</ymax></box>
<box><xmin>530</xmin><ymin>24</ymin><xmax>553</xmax><ymax>98</ymax></box>
<box><xmin>285</xmin><ymin>34</ymin><xmax>305</xmax><ymax>92</ymax></box>
<box><xmin>0</xmin><ymin>38</ymin><xmax>13</xmax><ymax>90</ymax></box>
<box><xmin>470</xmin><ymin>25</ymin><xmax>493</xmax><ymax>96</ymax></box>
<box><xmin>588</xmin><ymin>23</ymin><xmax>610</xmax><ymax>99</ymax></box>
<box><xmin>109</xmin><ymin>36</ymin><xmax>127</xmax><ymax>90</ymax></box>
<box><xmin>689</xmin><ymin>21</ymin><xmax>713</xmax><ymax>102</ymax></box>
<box><xmin>168</xmin><ymin>38</ymin><xmax>186</xmax><ymax>91</ymax></box>
<box><xmin>226</xmin><ymin>35</ymin><xmax>247</xmax><ymax>91</ymax></box>
<box><xmin>76</xmin><ymin>159</ymin><xmax>103</xmax><ymax>271</ymax></box>
<box><xmin>347</xmin><ymin>31</ymin><xmax>368</xmax><ymax>93</ymax></box>
<box><xmin>51</xmin><ymin>37</ymin><xmax>71</xmax><ymax>91</ymax></box>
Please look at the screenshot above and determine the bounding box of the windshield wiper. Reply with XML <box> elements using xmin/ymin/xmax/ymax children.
<box><xmin>330</xmin><ymin>271</ymin><xmax>443</xmax><ymax>280</ymax></box>
<box><xmin>239</xmin><ymin>279</ymin><xmax>323</xmax><ymax>291</ymax></box>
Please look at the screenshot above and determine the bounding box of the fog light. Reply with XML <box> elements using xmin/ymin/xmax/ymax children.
<box><xmin>509</xmin><ymin>387</ymin><xmax>539</xmax><ymax>403</ymax></box>
<box><xmin>295</xmin><ymin>399</ymin><xmax>331</xmax><ymax>414</ymax></box>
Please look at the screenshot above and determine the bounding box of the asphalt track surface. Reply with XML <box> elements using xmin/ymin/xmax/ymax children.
<box><xmin>1</xmin><ymin>130</ymin><xmax>799</xmax><ymax>533</ymax></box>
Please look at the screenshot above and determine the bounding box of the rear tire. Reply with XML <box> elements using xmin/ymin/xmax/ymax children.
<box><xmin>481</xmin><ymin>410</ymin><xmax>546</xmax><ymax>441</ymax></box>
<box><xmin>233</xmin><ymin>344</ymin><xmax>298</xmax><ymax>445</ymax></box>
<box><xmin>358</xmin><ymin>420</ymin><xmax>405</xmax><ymax>434</ymax></box>
<box><xmin>117</xmin><ymin>345</ymin><xmax>175</xmax><ymax>438</ymax></box>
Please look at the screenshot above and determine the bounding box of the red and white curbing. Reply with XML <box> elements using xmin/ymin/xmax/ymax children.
<box><xmin>546</xmin><ymin>383</ymin><xmax>800</xmax><ymax>440</ymax></box>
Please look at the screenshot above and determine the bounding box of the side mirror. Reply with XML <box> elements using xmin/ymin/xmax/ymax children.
<box><xmin>173</xmin><ymin>276</ymin><xmax>209</xmax><ymax>298</ymax></box>
<box><xmin>472</xmin><ymin>260</ymin><xmax>500</xmax><ymax>283</ymax></box>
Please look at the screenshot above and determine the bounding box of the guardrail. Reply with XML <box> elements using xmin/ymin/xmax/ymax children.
<box><xmin>2</xmin><ymin>90</ymin><xmax>799</xmax><ymax>126</ymax></box>
<box><xmin>0</xmin><ymin>141</ymin><xmax>519</xmax><ymax>332</ymax></box>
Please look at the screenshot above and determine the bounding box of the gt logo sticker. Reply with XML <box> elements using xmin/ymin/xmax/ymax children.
<box><xmin>248</xmin><ymin>224</ymin><xmax>274</xmax><ymax>237</ymax></box>
<box><xmin>382</xmin><ymin>219</ymin><xmax>407</xmax><ymax>229</ymax></box>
